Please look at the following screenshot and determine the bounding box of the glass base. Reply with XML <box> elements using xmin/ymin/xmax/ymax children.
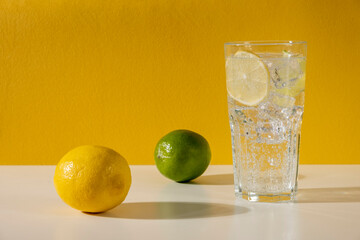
<box><xmin>235</xmin><ymin>191</ymin><xmax>296</xmax><ymax>202</ymax></box>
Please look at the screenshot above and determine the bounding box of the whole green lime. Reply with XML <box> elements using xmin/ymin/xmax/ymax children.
<box><xmin>154</xmin><ymin>129</ymin><xmax>211</xmax><ymax>182</ymax></box>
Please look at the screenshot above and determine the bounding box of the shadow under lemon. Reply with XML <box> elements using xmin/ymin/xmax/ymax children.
<box><xmin>93</xmin><ymin>202</ymin><xmax>248</xmax><ymax>219</ymax></box>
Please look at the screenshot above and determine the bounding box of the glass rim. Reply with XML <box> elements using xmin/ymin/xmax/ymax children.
<box><xmin>224</xmin><ymin>40</ymin><xmax>307</xmax><ymax>46</ymax></box>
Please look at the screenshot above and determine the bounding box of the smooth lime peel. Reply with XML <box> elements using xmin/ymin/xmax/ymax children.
<box><xmin>154</xmin><ymin>130</ymin><xmax>211</xmax><ymax>183</ymax></box>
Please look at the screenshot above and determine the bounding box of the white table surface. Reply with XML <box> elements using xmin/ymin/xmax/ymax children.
<box><xmin>0</xmin><ymin>165</ymin><xmax>359</xmax><ymax>240</ymax></box>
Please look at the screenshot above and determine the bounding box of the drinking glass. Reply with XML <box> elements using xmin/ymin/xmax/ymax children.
<box><xmin>224</xmin><ymin>41</ymin><xmax>307</xmax><ymax>202</ymax></box>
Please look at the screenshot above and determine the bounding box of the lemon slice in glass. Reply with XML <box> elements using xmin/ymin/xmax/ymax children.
<box><xmin>226</xmin><ymin>51</ymin><xmax>269</xmax><ymax>106</ymax></box>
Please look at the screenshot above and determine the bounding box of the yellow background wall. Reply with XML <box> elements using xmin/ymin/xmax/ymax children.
<box><xmin>1</xmin><ymin>0</ymin><xmax>359</xmax><ymax>165</ymax></box>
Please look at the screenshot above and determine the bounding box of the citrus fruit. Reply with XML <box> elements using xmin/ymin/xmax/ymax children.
<box><xmin>54</xmin><ymin>145</ymin><xmax>131</xmax><ymax>213</ymax></box>
<box><xmin>226</xmin><ymin>51</ymin><xmax>269</xmax><ymax>106</ymax></box>
<box><xmin>154</xmin><ymin>130</ymin><xmax>211</xmax><ymax>182</ymax></box>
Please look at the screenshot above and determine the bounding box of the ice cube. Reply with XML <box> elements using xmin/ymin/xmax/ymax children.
<box><xmin>267</xmin><ymin>57</ymin><xmax>303</xmax><ymax>90</ymax></box>
<box><xmin>258</xmin><ymin>101</ymin><xmax>275</xmax><ymax>120</ymax></box>
<box><xmin>255</xmin><ymin>120</ymin><xmax>286</xmax><ymax>144</ymax></box>
<box><xmin>258</xmin><ymin>93</ymin><xmax>294</xmax><ymax>120</ymax></box>
<box><xmin>270</xmin><ymin>92</ymin><xmax>295</xmax><ymax>108</ymax></box>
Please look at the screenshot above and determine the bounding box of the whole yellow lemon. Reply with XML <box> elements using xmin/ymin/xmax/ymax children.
<box><xmin>54</xmin><ymin>145</ymin><xmax>131</xmax><ymax>213</ymax></box>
